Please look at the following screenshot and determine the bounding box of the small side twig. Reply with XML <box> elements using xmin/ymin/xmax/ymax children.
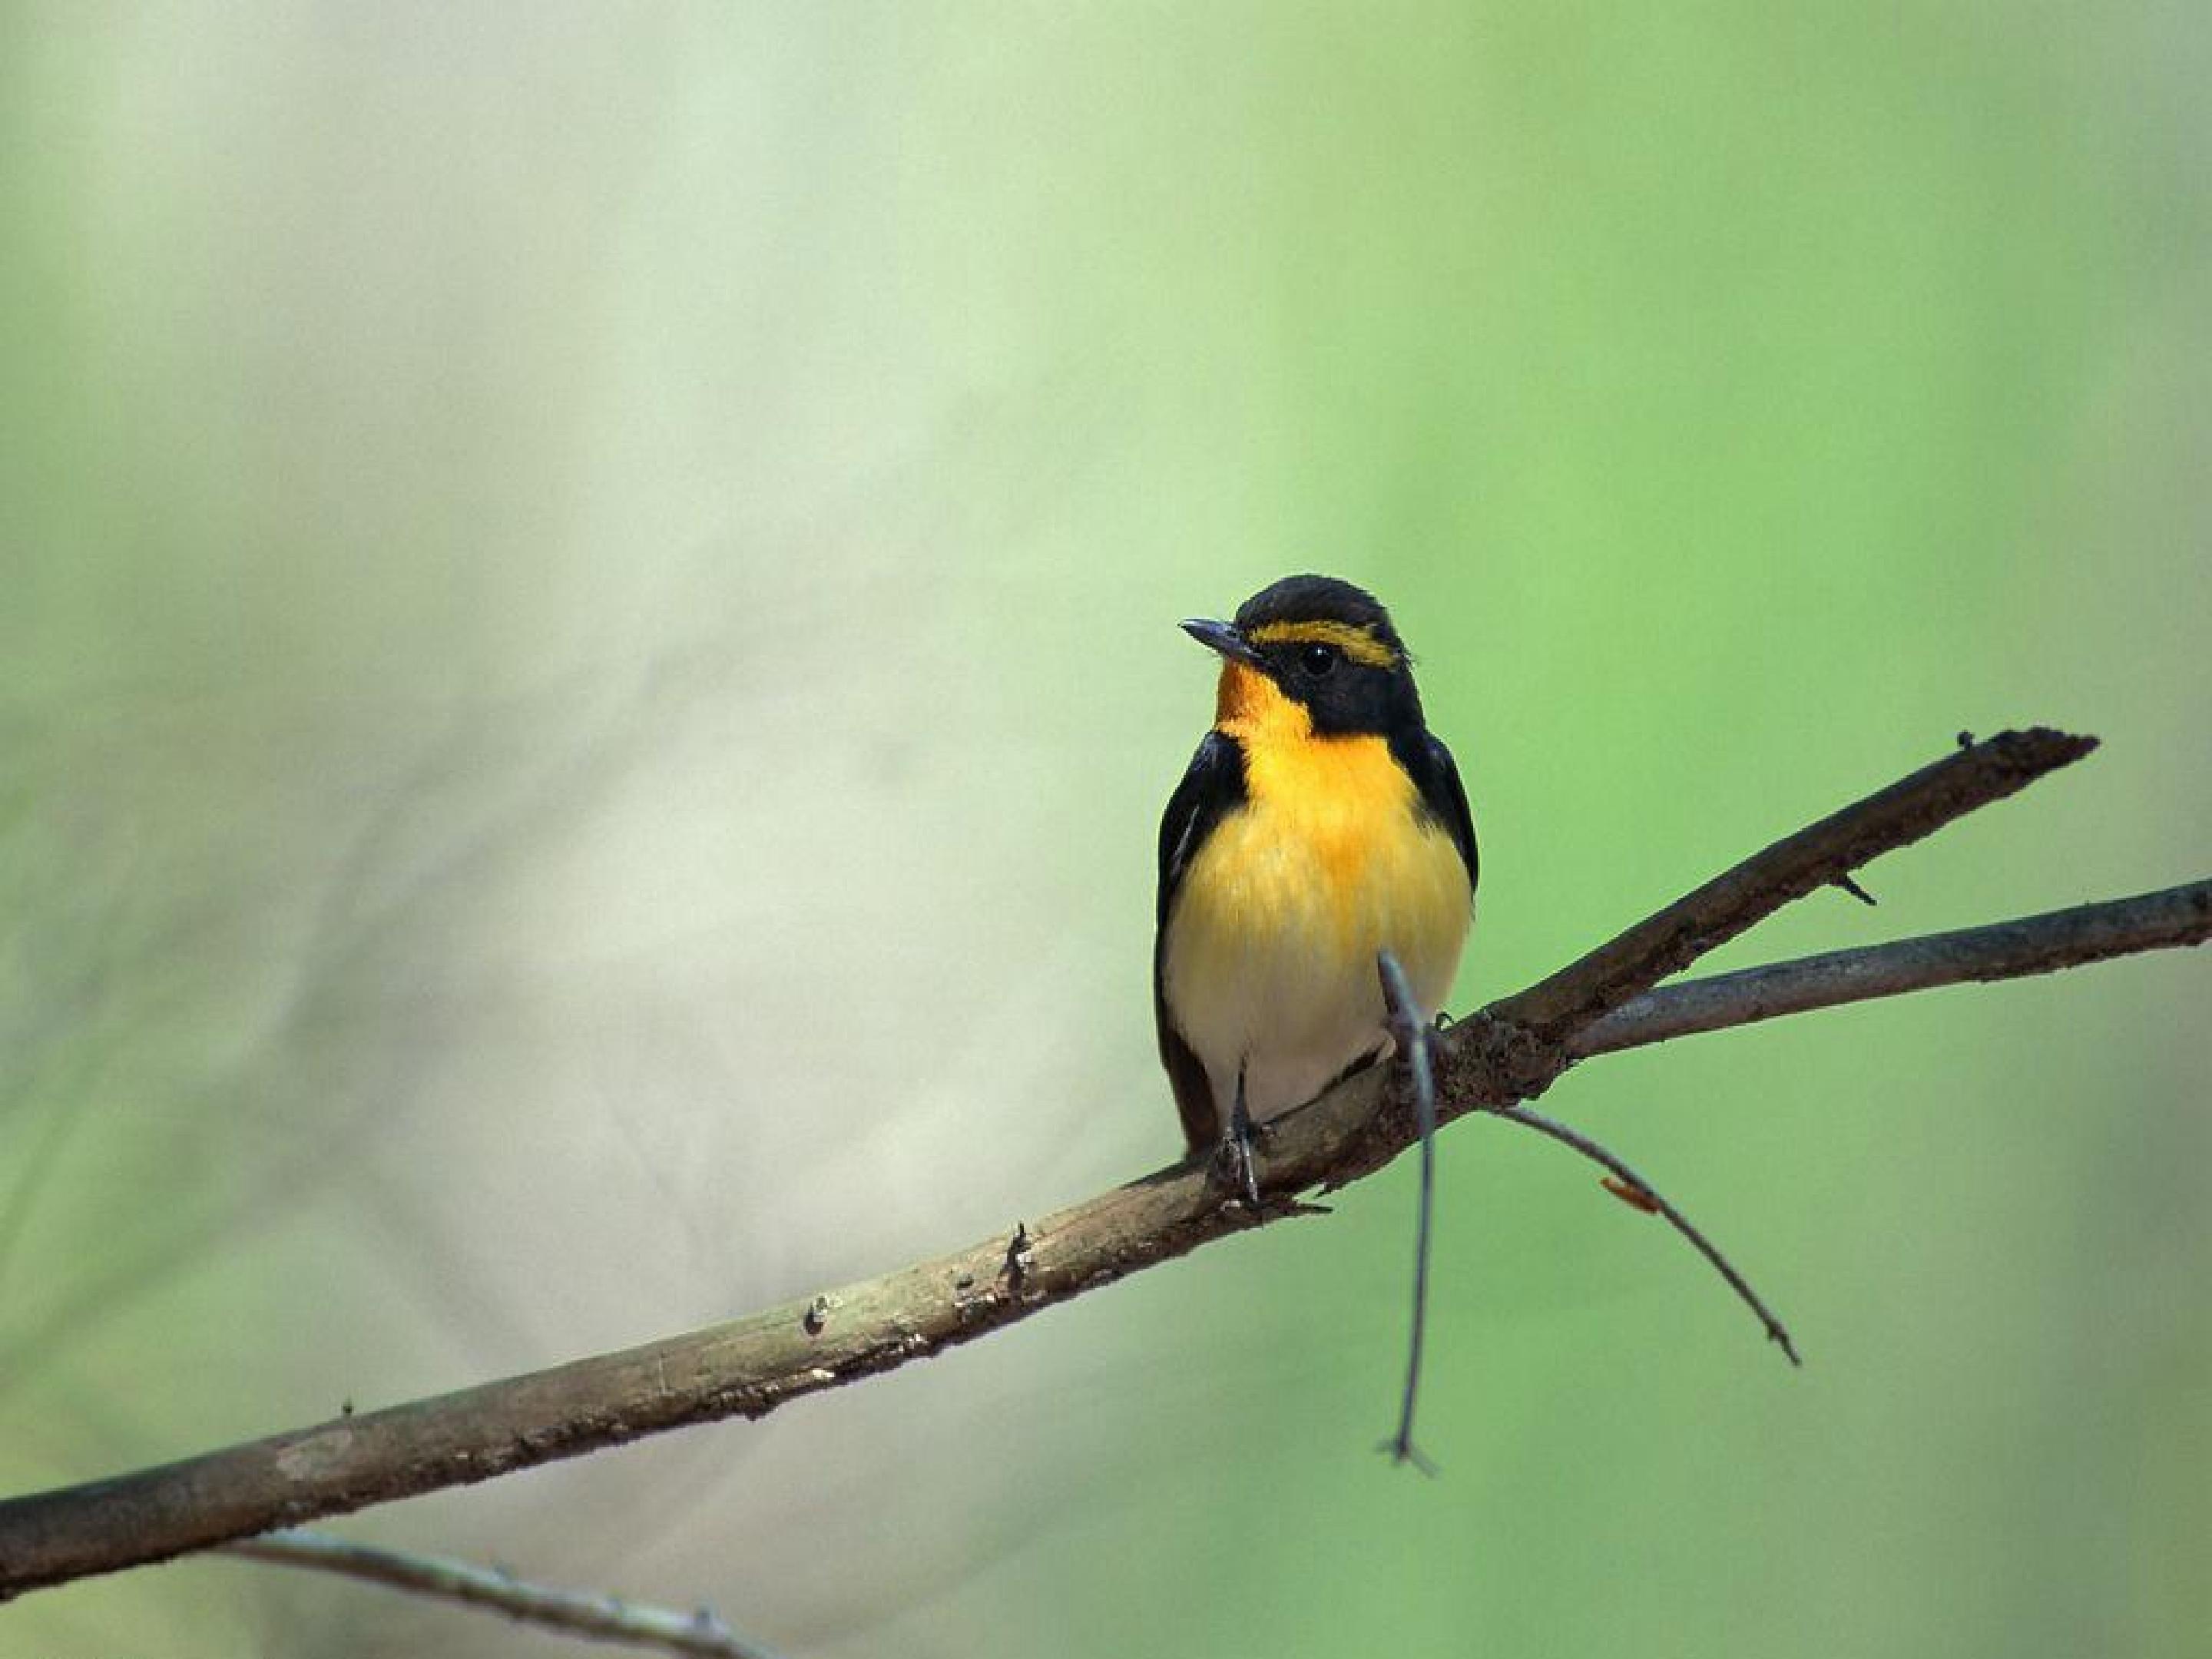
<box><xmin>1833</xmin><ymin>874</ymin><xmax>1878</xmax><ymax>906</ymax></box>
<box><xmin>221</xmin><ymin>1529</ymin><xmax>783</xmax><ymax>1659</ymax></box>
<box><xmin>1376</xmin><ymin>950</ymin><xmax>1440</xmax><ymax>1475</ymax></box>
<box><xmin>1488</xmin><ymin>1104</ymin><xmax>1801</xmax><ymax>1365</ymax></box>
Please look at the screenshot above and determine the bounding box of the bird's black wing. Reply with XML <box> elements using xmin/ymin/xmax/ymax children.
<box><xmin>1154</xmin><ymin>730</ymin><xmax>1247</xmax><ymax>1153</ymax></box>
<box><xmin>1391</xmin><ymin>727</ymin><xmax>1479</xmax><ymax>899</ymax></box>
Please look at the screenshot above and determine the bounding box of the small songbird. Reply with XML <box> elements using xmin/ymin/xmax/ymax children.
<box><xmin>1155</xmin><ymin>575</ymin><xmax>1479</xmax><ymax>1197</ymax></box>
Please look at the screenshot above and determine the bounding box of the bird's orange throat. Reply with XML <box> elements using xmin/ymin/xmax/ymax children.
<box><xmin>1214</xmin><ymin>662</ymin><xmax>1312</xmax><ymax>742</ymax></box>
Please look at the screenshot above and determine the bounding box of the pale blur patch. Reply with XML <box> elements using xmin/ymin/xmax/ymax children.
<box><xmin>0</xmin><ymin>8</ymin><xmax>1184</xmax><ymax>1655</ymax></box>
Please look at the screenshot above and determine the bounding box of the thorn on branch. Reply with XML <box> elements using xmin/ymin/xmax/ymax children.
<box><xmin>999</xmin><ymin>1222</ymin><xmax>1033</xmax><ymax>1287</ymax></box>
<box><xmin>1833</xmin><ymin>874</ymin><xmax>1878</xmax><ymax>906</ymax></box>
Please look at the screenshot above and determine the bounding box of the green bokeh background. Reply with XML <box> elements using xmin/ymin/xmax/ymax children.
<box><xmin>4</xmin><ymin>6</ymin><xmax>2206</xmax><ymax>1656</ymax></box>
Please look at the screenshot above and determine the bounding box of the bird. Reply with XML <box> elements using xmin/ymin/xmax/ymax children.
<box><xmin>1155</xmin><ymin>575</ymin><xmax>1479</xmax><ymax>1202</ymax></box>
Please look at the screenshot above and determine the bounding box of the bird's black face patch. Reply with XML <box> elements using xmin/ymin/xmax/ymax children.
<box><xmin>1250</xmin><ymin>632</ymin><xmax>1419</xmax><ymax>735</ymax></box>
<box><xmin>1230</xmin><ymin>575</ymin><xmax>1425</xmax><ymax>736</ymax></box>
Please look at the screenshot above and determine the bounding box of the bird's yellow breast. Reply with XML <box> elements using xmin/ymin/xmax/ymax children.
<box><xmin>1161</xmin><ymin>666</ymin><xmax>1472</xmax><ymax>1124</ymax></box>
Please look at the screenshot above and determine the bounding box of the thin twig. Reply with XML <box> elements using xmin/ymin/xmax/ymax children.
<box><xmin>1486</xmin><ymin>1104</ymin><xmax>1801</xmax><ymax>1364</ymax></box>
<box><xmin>4</xmin><ymin>731</ymin><xmax>2201</xmax><ymax>1601</ymax></box>
<box><xmin>222</xmin><ymin>1529</ymin><xmax>782</xmax><ymax>1659</ymax></box>
<box><xmin>1570</xmin><ymin>880</ymin><xmax>2212</xmax><ymax>1058</ymax></box>
<box><xmin>1376</xmin><ymin>951</ymin><xmax>1440</xmax><ymax>1475</ymax></box>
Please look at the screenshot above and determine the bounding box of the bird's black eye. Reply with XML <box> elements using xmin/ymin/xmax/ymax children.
<box><xmin>1299</xmin><ymin>642</ymin><xmax>1339</xmax><ymax>677</ymax></box>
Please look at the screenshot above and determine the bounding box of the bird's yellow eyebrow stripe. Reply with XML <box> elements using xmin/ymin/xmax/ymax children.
<box><xmin>1247</xmin><ymin>619</ymin><xmax>1399</xmax><ymax>669</ymax></box>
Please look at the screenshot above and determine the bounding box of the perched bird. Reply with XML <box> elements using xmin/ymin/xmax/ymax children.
<box><xmin>1155</xmin><ymin>575</ymin><xmax>1478</xmax><ymax>1198</ymax></box>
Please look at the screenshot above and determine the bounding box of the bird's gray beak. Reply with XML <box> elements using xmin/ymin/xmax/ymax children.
<box><xmin>1181</xmin><ymin>617</ymin><xmax>1263</xmax><ymax>667</ymax></box>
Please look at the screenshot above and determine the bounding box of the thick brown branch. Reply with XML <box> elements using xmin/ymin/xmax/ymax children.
<box><xmin>1569</xmin><ymin>880</ymin><xmax>2212</xmax><ymax>1058</ymax></box>
<box><xmin>1492</xmin><ymin>727</ymin><xmax>2098</xmax><ymax>1039</ymax></box>
<box><xmin>222</xmin><ymin>1530</ymin><xmax>780</xmax><ymax>1658</ymax></box>
<box><xmin>2</xmin><ymin>729</ymin><xmax>2196</xmax><ymax>1604</ymax></box>
<box><xmin>1</xmin><ymin>1151</ymin><xmax>1287</xmax><ymax>1602</ymax></box>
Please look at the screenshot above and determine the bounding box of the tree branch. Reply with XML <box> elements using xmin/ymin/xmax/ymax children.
<box><xmin>1569</xmin><ymin>880</ymin><xmax>2212</xmax><ymax>1058</ymax></box>
<box><xmin>2</xmin><ymin>730</ymin><xmax>2199</xmax><ymax>1603</ymax></box>
<box><xmin>221</xmin><ymin>1530</ymin><xmax>783</xmax><ymax>1659</ymax></box>
<box><xmin>1490</xmin><ymin>727</ymin><xmax>2098</xmax><ymax>1038</ymax></box>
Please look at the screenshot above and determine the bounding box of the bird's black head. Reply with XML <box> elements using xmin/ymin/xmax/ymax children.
<box><xmin>1181</xmin><ymin>574</ymin><xmax>1425</xmax><ymax>737</ymax></box>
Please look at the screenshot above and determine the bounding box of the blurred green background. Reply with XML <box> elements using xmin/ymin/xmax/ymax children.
<box><xmin>4</xmin><ymin>5</ymin><xmax>2207</xmax><ymax>1656</ymax></box>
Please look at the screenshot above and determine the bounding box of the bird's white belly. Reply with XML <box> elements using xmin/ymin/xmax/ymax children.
<box><xmin>1161</xmin><ymin>783</ymin><xmax>1472</xmax><ymax>1130</ymax></box>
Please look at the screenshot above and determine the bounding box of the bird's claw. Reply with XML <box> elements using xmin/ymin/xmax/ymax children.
<box><xmin>1214</xmin><ymin>1128</ymin><xmax>1261</xmax><ymax>1210</ymax></box>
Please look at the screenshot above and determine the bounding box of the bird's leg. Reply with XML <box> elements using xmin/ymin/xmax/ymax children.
<box><xmin>1214</xmin><ymin>1061</ymin><xmax>1263</xmax><ymax>1210</ymax></box>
